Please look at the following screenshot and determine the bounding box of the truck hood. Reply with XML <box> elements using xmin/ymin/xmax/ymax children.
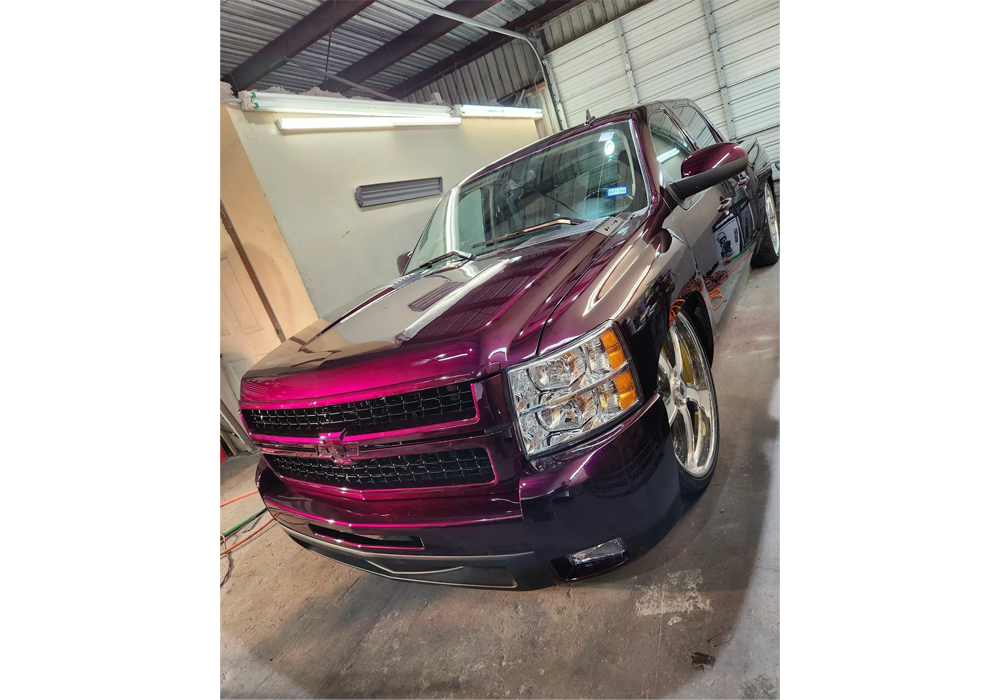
<box><xmin>241</xmin><ymin>217</ymin><xmax>636</xmax><ymax>404</ymax></box>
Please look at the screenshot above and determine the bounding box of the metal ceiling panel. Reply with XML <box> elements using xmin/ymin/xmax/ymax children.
<box><xmin>221</xmin><ymin>0</ymin><xmax>548</xmax><ymax>94</ymax></box>
<box><xmin>539</xmin><ymin>0</ymin><xmax>652</xmax><ymax>49</ymax></box>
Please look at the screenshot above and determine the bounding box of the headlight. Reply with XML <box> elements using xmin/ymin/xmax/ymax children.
<box><xmin>507</xmin><ymin>321</ymin><xmax>640</xmax><ymax>457</ymax></box>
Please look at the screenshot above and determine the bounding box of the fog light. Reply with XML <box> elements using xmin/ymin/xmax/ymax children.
<box><xmin>567</xmin><ymin>537</ymin><xmax>626</xmax><ymax>565</ymax></box>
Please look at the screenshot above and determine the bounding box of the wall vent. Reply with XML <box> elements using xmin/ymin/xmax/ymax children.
<box><xmin>354</xmin><ymin>177</ymin><xmax>443</xmax><ymax>208</ymax></box>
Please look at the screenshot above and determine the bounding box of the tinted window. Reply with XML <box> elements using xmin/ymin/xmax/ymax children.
<box><xmin>648</xmin><ymin>110</ymin><xmax>694</xmax><ymax>185</ymax></box>
<box><xmin>671</xmin><ymin>105</ymin><xmax>718</xmax><ymax>150</ymax></box>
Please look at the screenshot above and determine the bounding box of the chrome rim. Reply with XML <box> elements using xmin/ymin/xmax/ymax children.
<box><xmin>765</xmin><ymin>184</ymin><xmax>779</xmax><ymax>254</ymax></box>
<box><xmin>657</xmin><ymin>314</ymin><xmax>718</xmax><ymax>477</ymax></box>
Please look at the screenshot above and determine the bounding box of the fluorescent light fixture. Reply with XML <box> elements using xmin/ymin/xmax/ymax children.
<box><xmin>459</xmin><ymin>104</ymin><xmax>543</xmax><ymax>119</ymax></box>
<box><xmin>276</xmin><ymin>116</ymin><xmax>461</xmax><ymax>132</ymax></box>
<box><xmin>241</xmin><ymin>91</ymin><xmax>454</xmax><ymax>119</ymax></box>
<box><xmin>656</xmin><ymin>148</ymin><xmax>680</xmax><ymax>163</ymax></box>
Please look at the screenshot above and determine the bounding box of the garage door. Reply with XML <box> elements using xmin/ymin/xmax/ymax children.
<box><xmin>545</xmin><ymin>22</ymin><xmax>633</xmax><ymax>128</ymax></box>
<box><xmin>547</xmin><ymin>0</ymin><xmax>779</xmax><ymax>164</ymax></box>
<box><xmin>713</xmin><ymin>0</ymin><xmax>779</xmax><ymax>160</ymax></box>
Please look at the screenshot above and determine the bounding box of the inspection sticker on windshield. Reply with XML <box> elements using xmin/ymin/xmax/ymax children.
<box><xmin>606</xmin><ymin>185</ymin><xmax>629</xmax><ymax>197</ymax></box>
<box><xmin>598</xmin><ymin>131</ymin><xmax>615</xmax><ymax>142</ymax></box>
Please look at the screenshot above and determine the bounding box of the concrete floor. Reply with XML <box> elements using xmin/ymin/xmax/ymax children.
<box><xmin>221</xmin><ymin>262</ymin><xmax>779</xmax><ymax>699</ymax></box>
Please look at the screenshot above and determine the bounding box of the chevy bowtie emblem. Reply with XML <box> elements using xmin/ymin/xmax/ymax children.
<box><xmin>316</xmin><ymin>435</ymin><xmax>350</xmax><ymax>460</ymax></box>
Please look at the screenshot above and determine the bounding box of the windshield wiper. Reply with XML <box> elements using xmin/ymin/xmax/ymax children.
<box><xmin>472</xmin><ymin>218</ymin><xmax>585</xmax><ymax>250</ymax></box>
<box><xmin>410</xmin><ymin>249</ymin><xmax>475</xmax><ymax>273</ymax></box>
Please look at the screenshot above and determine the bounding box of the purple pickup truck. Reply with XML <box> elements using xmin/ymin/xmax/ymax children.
<box><xmin>241</xmin><ymin>99</ymin><xmax>779</xmax><ymax>589</ymax></box>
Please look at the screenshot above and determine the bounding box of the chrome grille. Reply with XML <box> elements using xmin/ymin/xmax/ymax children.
<box><xmin>243</xmin><ymin>383</ymin><xmax>475</xmax><ymax>438</ymax></box>
<box><xmin>266</xmin><ymin>448</ymin><xmax>494</xmax><ymax>490</ymax></box>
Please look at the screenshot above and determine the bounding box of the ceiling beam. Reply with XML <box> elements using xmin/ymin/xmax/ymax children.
<box><xmin>386</xmin><ymin>0</ymin><xmax>587</xmax><ymax>99</ymax></box>
<box><xmin>319</xmin><ymin>0</ymin><xmax>502</xmax><ymax>93</ymax></box>
<box><xmin>224</xmin><ymin>0</ymin><xmax>377</xmax><ymax>92</ymax></box>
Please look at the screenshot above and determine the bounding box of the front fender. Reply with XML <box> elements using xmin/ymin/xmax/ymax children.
<box><xmin>536</xmin><ymin>217</ymin><xmax>709</xmax><ymax>404</ymax></box>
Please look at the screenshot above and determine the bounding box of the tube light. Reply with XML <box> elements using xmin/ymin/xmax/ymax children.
<box><xmin>276</xmin><ymin>116</ymin><xmax>462</xmax><ymax>132</ymax></box>
<box><xmin>459</xmin><ymin>104</ymin><xmax>543</xmax><ymax>119</ymax></box>
<box><xmin>241</xmin><ymin>91</ymin><xmax>454</xmax><ymax>119</ymax></box>
<box><xmin>656</xmin><ymin>148</ymin><xmax>680</xmax><ymax>163</ymax></box>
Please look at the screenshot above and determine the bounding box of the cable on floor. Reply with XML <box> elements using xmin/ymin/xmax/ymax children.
<box><xmin>221</xmin><ymin>516</ymin><xmax>276</xmax><ymax>558</ymax></box>
<box><xmin>221</xmin><ymin>511</ymin><xmax>273</xmax><ymax>587</ymax></box>
<box><xmin>221</xmin><ymin>507</ymin><xmax>268</xmax><ymax>541</ymax></box>
<box><xmin>220</xmin><ymin>489</ymin><xmax>269</xmax><ymax>587</ymax></box>
<box><xmin>221</xmin><ymin>489</ymin><xmax>258</xmax><ymax>508</ymax></box>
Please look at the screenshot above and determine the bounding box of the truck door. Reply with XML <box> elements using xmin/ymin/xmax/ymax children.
<box><xmin>661</xmin><ymin>103</ymin><xmax>753</xmax><ymax>323</ymax></box>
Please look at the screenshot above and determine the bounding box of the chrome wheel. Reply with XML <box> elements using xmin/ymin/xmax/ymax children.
<box><xmin>765</xmin><ymin>183</ymin><xmax>779</xmax><ymax>254</ymax></box>
<box><xmin>657</xmin><ymin>313</ymin><xmax>718</xmax><ymax>478</ymax></box>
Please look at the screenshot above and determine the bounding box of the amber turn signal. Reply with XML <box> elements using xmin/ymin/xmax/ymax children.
<box><xmin>614</xmin><ymin>371</ymin><xmax>637</xmax><ymax>410</ymax></box>
<box><xmin>600</xmin><ymin>329</ymin><xmax>627</xmax><ymax>370</ymax></box>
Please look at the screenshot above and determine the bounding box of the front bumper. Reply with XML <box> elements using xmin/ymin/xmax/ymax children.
<box><xmin>257</xmin><ymin>392</ymin><xmax>682</xmax><ymax>589</ymax></box>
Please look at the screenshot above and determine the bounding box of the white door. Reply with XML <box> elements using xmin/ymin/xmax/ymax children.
<box><xmin>220</xmin><ymin>220</ymin><xmax>281</xmax><ymax>403</ymax></box>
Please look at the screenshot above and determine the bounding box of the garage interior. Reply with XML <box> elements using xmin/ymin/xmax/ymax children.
<box><xmin>220</xmin><ymin>0</ymin><xmax>780</xmax><ymax>697</ymax></box>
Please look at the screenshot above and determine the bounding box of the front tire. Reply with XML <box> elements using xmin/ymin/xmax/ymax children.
<box><xmin>751</xmin><ymin>181</ymin><xmax>780</xmax><ymax>267</ymax></box>
<box><xmin>657</xmin><ymin>310</ymin><xmax>720</xmax><ymax>493</ymax></box>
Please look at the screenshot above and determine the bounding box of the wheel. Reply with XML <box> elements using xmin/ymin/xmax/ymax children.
<box><xmin>751</xmin><ymin>181</ymin><xmax>780</xmax><ymax>267</ymax></box>
<box><xmin>657</xmin><ymin>310</ymin><xmax>720</xmax><ymax>493</ymax></box>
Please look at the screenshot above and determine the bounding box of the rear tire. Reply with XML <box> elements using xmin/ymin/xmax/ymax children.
<box><xmin>751</xmin><ymin>181</ymin><xmax>780</xmax><ymax>267</ymax></box>
<box><xmin>657</xmin><ymin>311</ymin><xmax>720</xmax><ymax>494</ymax></box>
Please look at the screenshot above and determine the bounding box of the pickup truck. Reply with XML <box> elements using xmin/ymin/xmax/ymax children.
<box><xmin>240</xmin><ymin>98</ymin><xmax>779</xmax><ymax>589</ymax></box>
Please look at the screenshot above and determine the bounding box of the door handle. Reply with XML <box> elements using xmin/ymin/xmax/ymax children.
<box><xmin>737</xmin><ymin>173</ymin><xmax>749</xmax><ymax>187</ymax></box>
<box><xmin>718</xmin><ymin>197</ymin><xmax>733</xmax><ymax>213</ymax></box>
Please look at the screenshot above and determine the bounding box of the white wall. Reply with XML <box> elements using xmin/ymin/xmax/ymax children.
<box><xmin>225</xmin><ymin>108</ymin><xmax>541</xmax><ymax>318</ymax></box>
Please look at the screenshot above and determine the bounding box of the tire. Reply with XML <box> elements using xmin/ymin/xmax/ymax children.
<box><xmin>657</xmin><ymin>310</ymin><xmax>720</xmax><ymax>494</ymax></box>
<box><xmin>751</xmin><ymin>181</ymin><xmax>780</xmax><ymax>267</ymax></box>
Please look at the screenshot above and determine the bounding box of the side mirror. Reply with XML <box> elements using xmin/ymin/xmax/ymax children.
<box><xmin>397</xmin><ymin>251</ymin><xmax>412</xmax><ymax>275</ymax></box>
<box><xmin>671</xmin><ymin>143</ymin><xmax>749</xmax><ymax>200</ymax></box>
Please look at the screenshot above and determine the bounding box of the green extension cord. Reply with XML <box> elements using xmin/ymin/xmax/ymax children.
<box><xmin>221</xmin><ymin>507</ymin><xmax>267</xmax><ymax>542</ymax></box>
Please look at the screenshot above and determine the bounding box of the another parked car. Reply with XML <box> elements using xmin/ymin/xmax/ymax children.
<box><xmin>241</xmin><ymin>99</ymin><xmax>779</xmax><ymax>589</ymax></box>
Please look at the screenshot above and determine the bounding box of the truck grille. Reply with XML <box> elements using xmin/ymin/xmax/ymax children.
<box><xmin>266</xmin><ymin>448</ymin><xmax>494</xmax><ymax>490</ymax></box>
<box><xmin>242</xmin><ymin>383</ymin><xmax>475</xmax><ymax>438</ymax></box>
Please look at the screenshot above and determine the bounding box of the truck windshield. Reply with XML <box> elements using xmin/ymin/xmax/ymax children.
<box><xmin>405</xmin><ymin>121</ymin><xmax>648</xmax><ymax>273</ymax></box>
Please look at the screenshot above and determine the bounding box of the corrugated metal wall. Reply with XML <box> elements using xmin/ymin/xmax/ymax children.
<box><xmin>623</xmin><ymin>0</ymin><xmax>729</xmax><ymax>134</ymax></box>
<box><xmin>543</xmin><ymin>23</ymin><xmax>633</xmax><ymax>124</ymax></box>
<box><xmin>548</xmin><ymin>0</ymin><xmax>779</xmax><ymax>163</ymax></box>
<box><xmin>714</xmin><ymin>0</ymin><xmax>779</xmax><ymax>162</ymax></box>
